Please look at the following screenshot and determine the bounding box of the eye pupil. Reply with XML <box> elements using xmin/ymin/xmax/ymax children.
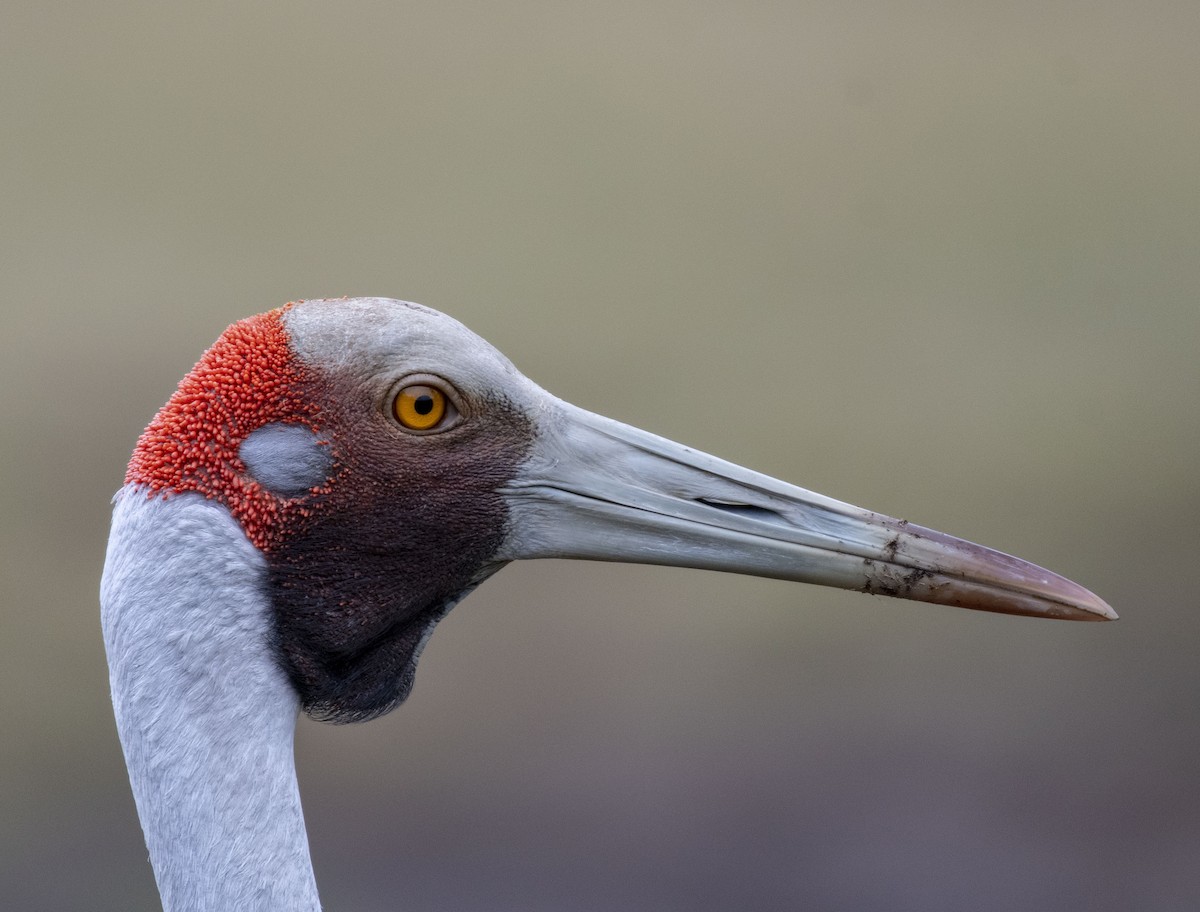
<box><xmin>414</xmin><ymin>395</ymin><xmax>434</xmax><ymax>415</ymax></box>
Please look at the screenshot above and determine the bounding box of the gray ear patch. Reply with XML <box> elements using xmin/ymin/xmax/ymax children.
<box><xmin>239</xmin><ymin>423</ymin><xmax>332</xmax><ymax>496</ymax></box>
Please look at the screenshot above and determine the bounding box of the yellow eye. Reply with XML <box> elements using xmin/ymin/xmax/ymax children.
<box><xmin>392</xmin><ymin>384</ymin><xmax>449</xmax><ymax>431</ymax></box>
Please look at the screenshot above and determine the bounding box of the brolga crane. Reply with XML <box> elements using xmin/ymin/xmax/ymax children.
<box><xmin>101</xmin><ymin>297</ymin><xmax>1114</xmax><ymax>911</ymax></box>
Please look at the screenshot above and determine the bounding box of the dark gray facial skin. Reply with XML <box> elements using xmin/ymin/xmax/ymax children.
<box><xmin>266</xmin><ymin>374</ymin><xmax>533</xmax><ymax>722</ymax></box>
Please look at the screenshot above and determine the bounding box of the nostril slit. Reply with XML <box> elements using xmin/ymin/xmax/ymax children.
<box><xmin>695</xmin><ymin>497</ymin><xmax>781</xmax><ymax>522</ymax></box>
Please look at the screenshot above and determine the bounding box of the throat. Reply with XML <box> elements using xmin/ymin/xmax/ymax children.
<box><xmin>270</xmin><ymin>556</ymin><xmax>507</xmax><ymax>723</ymax></box>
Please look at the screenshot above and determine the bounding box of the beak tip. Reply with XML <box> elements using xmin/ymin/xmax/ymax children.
<box><xmin>1059</xmin><ymin>580</ymin><xmax>1118</xmax><ymax>621</ymax></box>
<box><xmin>1045</xmin><ymin>590</ymin><xmax>1117</xmax><ymax>621</ymax></box>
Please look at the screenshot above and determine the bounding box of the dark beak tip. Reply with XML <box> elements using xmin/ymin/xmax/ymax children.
<box><xmin>1020</xmin><ymin>595</ymin><xmax>1118</xmax><ymax>622</ymax></box>
<box><xmin>1037</xmin><ymin>602</ymin><xmax>1118</xmax><ymax>622</ymax></box>
<box><xmin>1081</xmin><ymin>602</ymin><xmax>1119</xmax><ymax>622</ymax></box>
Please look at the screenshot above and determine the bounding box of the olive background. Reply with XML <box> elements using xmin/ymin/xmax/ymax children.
<box><xmin>2</xmin><ymin>3</ymin><xmax>1197</xmax><ymax>910</ymax></box>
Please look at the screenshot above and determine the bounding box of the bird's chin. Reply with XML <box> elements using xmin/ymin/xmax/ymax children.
<box><xmin>288</xmin><ymin>601</ymin><xmax>445</xmax><ymax>724</ymax></box>
<box><xmin>287</xmin><ymin>562</ymin><xmax>509</xmax><ymax>724</ymax></box>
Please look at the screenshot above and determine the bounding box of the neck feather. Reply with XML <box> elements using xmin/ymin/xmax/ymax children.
<box><xmin>102</xmin><ymin>489</ymin><xmax>321</xmax><ymax>911</ymax></box>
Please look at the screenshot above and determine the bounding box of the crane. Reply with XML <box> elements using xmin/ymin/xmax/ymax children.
<box><xmin>101</xmin><ymin>297</ymin><xmax>1114</xmax><ymax>910</ymax></box>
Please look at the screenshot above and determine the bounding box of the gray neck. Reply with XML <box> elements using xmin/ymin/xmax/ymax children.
<box><xmin>101</xmin><ymin>490</ymin><xmax>321</xmax><ymax>911</ymax></box>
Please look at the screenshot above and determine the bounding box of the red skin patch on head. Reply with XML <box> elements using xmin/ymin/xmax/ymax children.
<box><xmin>126</xmin><ymin>305</ymin><xmax>327</xmax><ymax>550</ymax></box>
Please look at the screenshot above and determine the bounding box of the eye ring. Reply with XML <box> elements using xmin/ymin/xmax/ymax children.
<box><xmin>389</xmin><ymin>377</ymin><xmax>462</xmax><ymax>433</ymax></box>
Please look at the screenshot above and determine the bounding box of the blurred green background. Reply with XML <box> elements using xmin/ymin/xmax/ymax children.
<box><xmin>3</xmin><ymin>2</ymin><xmax>1197</xmax><ymax>909</ymax></box>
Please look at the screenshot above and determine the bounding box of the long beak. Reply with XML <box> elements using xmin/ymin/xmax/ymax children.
<box><xmin>497</xmin><ymin>400</ymin><xmax>1115</xmax><ymax>621</ymax></box>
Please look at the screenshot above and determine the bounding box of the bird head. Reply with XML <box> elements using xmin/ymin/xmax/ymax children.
<box><xmin>124</xmin><ymin>297</ymin><xmax>1114</xmax><ymax>723</ymax></box>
